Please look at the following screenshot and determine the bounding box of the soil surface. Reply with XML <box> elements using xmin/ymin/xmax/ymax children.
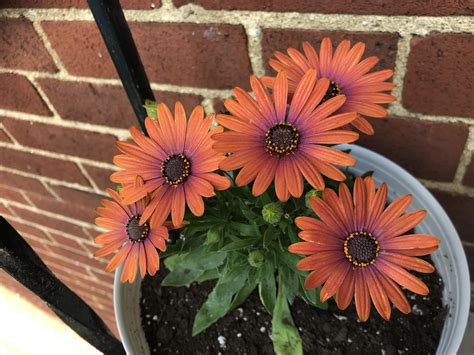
<box><xmin>140</xmin><ymin>256</ymin><xmax>447</xmax><ymax>355</ymax></box>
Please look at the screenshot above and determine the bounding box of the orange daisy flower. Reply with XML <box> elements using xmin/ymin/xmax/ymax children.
<box><xmin>111</xmin><ymin>102</ymin><xmax>230</xmax><ymax>227</ymax></box>
<box><xmin>289</xmin><ymin>176</ymin><xmax>440</xmax><ymax>321</ymax></box>
<box><xmin>94</xmin><ymin>179</ymin><xmax>168</xmax><ymax>284</ymax></box>
<box><xmin>213</xmin><ymin>70</ymin><xmax>359</xmax><ymax>201</ymax></box>
<box><xmin>263</xmin><ymin>38</ymin><xmax>396</xmax><ymax>135</ymax></box>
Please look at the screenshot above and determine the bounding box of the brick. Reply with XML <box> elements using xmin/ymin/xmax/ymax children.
<box><xmin>48</xmin><ymin>244</ymin><xmax>108</xmax><ymax>272</ymax></box>
<box><xmin>25</xmin><ymin>190</ymin><xmax>100</xmax><ymax>224</ymax></box>
<box><xmin>1</xmin><ymin>117</ymin><xmax>117</xmax><ymax>163</ymax></box>
<box><xmin>0</xmin><ymin>185</ymin><xmax>29</xmax><ymax>204</ymax></box>
<box><xmin>38</xmin><ymin>78</ymin><xmax>203</xmax><ymax>129</ymax></box>
<box><xmin>173</xmin><ymin>0</ymin><xmax>474</xmax><ymax>15</ymax></box>
<box><xmin>22</xmin><ymin>235</ymin><xmax>52</xmax><ymax>255</ymax></box>
<box><xmin>463</xmin><ymin>158</ymin><xmax>474</xmax><ymax>187</ymax></box>
<box><xmin>0</xmin><ymin>74</ymin><xmax>51</xmax><ymax>116</ymax></box>
<box><xmin>262</xmin><ymin>29</ymin><xmax>398</xmax><ymax>75</ymax></box>
<box><xmin>0</xmin><ymin>18</ymin><xmax>57</xmax><ymax>72</ymax></box>
<box><xmin>10</xmin><ymin>206</ymin><xmax>93</xmax><ymax>241</ymax></box>
<box><xmin>0</xmin><ymin>146</ymin><xmax>90</xmax><ymax>186</ymax></box>
<box><xmin>40</xmin><ymin>253</ymin><xmax>93</xmax><ymax>276</ymax></box>
<box><xmin>212</xmin><ymin>98</ymin><xmax>227</xmax><ymax>114</ymax></box>
<box><xmin>8</xmin><ymin>221</ymin><xmax>51</xmax><ymax>241</ymax></box>
<box><xmin>0</xmin><ymin>128</ymin><xmax>12</xmax><ymax>142</ymax></box>
<box><xmin>42</xmin><ymin>21</ymin><xmax>252</xmax><ymax>89</ymax></box>
<box><xmin>403</xmin><ymin>33</ymin><xmax>474</xmax><ymax>118</ymax></box>
<box><xmin>431</xmin><ymin>190</ymin><xmax>474</xmax><ymax>243</ymax></box>
<box><xmin>52</xmin><ymin>186</ymin><xmax>103</xmax><ymax>209</ymax></box>
<box><xmin>0</xmin><ymin>202</ymin><xmax>12</xmax><ymax>216</ymax></box>
<box><xmin>0</xmin><ymin>170</ymin><xmax>53</xmax><ymax>197</ymax></box>
<box><xmin>0</xmin><ymin>0</ymin><xmax>161</xmax><ymax>9</ymax></box>
<box><xmin>49</xmin><ymin>231</ymin><xmax>87</xmax><ymax>252</ymax></box>
<box><xmin>357</xmin><ymin>117</ymin><xmax>468</xmax><ymax>181</ymax></box>
<box><xmin>83</xmin><ymin>165</ymin><xmax>116</xmax><ymax>191</ymax></box>
<box><xmin>462</xmin><ymin>244</ymin><xmax>474</xmax><ymax>282</ymax></box>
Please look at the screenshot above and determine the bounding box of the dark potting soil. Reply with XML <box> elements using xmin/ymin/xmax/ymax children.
<box><xmin>140</xmin><ymin>257</ymin><xmax>447</xmax><ymax>355</ymax></box>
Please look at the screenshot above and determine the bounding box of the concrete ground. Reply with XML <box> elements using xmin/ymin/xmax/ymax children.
<box><xmin>0</xmin><ymin>285</ymin><xmax>100</xmax><ymax>355</ymax></box>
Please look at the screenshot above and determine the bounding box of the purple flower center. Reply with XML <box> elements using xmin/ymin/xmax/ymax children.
<box><xmin>321</xmin><ymin>80</ymin><xmax>342</xmax><ymax>104</ymax></box>
<box><xmin>265</xmin><ymin>122</ymin><xmax>300</xmax><ymax>156</ymax></box>
<box><xmin>161</xmin><ymin>153</ymin><xmax>191</xmax><ymax>187</ymax></box>
<box><xmin>344</xmin><ymin>231</ymin><xmax>379</xmax><ymax>267</ymax></box>
<box><xmin>126</xmin><ymin>215</ymin><xmax>149</xmax><ymax>242</ymax></box>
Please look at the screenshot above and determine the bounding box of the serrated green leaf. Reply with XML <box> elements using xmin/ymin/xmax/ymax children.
<box><xmin>258</xmin><ymin>261</ymin><xmax>277</xmax><ymax>314</ymax></box>
<box><xmin>163</xmin><ymin>253</ymin><xmax>187</xmax><ymax>272</ymax></box>
<box><xmin>230</xmin><ymin>268</ymin><xmax>258</xmax><ymax>311</ymax></box>
<box><xmin>192</xmin><ymin>264</ymin><xmax>250</xmax><ymax>335</ymax></box>
<box><xmin>263</xmin><ymin>225</ymin><xmax>278</xmax><ymax>250</ymax></box>
<box><xmin>219</xmin><ymin>238</ymin><xmax>256</xmax><ymax>252</ymax></box>
<box><xmin>272</xmin><ymin>282</ymin><xmax>303</xmax><ymax>355</ymax></box>
<box><xmin>162</xmin><ymin>247</ymin><xmax>227</xmax><ymax>287</ymax></box>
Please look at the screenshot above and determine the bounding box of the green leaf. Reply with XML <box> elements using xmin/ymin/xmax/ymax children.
<box><xmin>144</xmin><ymin>99</ymin><xmax>158</xmax><ymax>119</ymax></box>
<box><xmin>298</xmin><ymin>275</ymin><xmax>327</xmax><ymax>310</ymax></box>
<box><xmin>263</xmin><ymin>225</ymin><xmax>278</xmax><ymax>250</ymax></box>
<box><xmin>258</xmin><ymin>261</ymin><xmax>277</xmax><ymax>314</ymax></box>
<box><xmin>230</xmin><ymin>222</ymin><xmax>260</xmax><ymax>237</ymax></box>
<box><xmin>279</xmin><ymin>265</ymin><xmax>299</xmax><ymax>304</ymax></box>
<box><xmin>272</xmin><ymin>282</ymin><xmax>303</xmax><ymax>355</ymax></box>
<box><xmin>163</xmin><ymin>253</ymin><xmax>187</xmax><ymax>272</ymax></box>
<box><xmin>219</xmin><ymin>238</ymin><xmax>257</xmax><ymax>252</ymax></box>
<box><xmin>230</xmin><ymin>268</ymin><xmax>258</xmax><ymax>311</ymax></box>
<box><xmin>192</xmin><ymin>264</ymin><xmax>250</xmax><ymax>335</ymax></box>
<box><xmin>195</xmin><ymin>268</ymin><xmax>220</xmax><ymax>283</ymax></box>
<box><xmin>205</xmin><ymin>225</ymin><xmax>222</xmax><ymax>245</ymax></box>
<box><xmin>162</xmin><ymin>247</ymin><xmax>227</xmax><ymax>287</ymax></box>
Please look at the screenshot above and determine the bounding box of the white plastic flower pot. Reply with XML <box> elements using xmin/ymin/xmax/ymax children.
<box><xmin>114</xmin><ymin>144</ymin><xmax>470</xmax><ymax>355</ymax></box>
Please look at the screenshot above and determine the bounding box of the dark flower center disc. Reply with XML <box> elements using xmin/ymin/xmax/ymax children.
<box><xmin>161</xmin><ymin>153</ymin><xmax>191</xmax><ymax>187</ymax></box>
<box><xmin>321</xmin><ymin>80</ymin><xmax>342</xmax><ymax>103</ymax></box>
<box><xmin>344</xmin><ymin>231</ymin><xmax>380</xmax><ymax>267</ymax></box>
<box><xmin>265</xmin><ymin>122</ymin><xmax>300</xmax><ymax>155</ymax></box>
<box><xmin>127</xmin><ymin>215</ymin><xmax>149</xmax><ymax>242</ymax></box>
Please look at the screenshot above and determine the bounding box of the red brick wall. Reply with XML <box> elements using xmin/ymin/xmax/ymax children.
<box><xmin>0</xmin><ymin>0</ymin><xmax>473</xmax><ymax>341</ymax></box>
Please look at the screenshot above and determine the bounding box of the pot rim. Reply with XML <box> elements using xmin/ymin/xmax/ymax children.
<box><xmin>114</xmin><ymin>144</ymin><xmax>470</xmax><ymax>355</ymax></box>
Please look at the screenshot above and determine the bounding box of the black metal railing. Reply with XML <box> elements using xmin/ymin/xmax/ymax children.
<box><xmin>0</xmin><ymin>0</ymin><xmax>155</xmax><ymax>353</ymax></box>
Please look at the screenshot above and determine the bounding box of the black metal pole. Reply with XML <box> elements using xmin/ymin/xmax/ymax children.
<box><xmin>0</xmin><ymin>217</ymin><xmax>125</xmax><ymax>354</ymax></box>
<box><xmin>88</xmin><ymin>0</ymin><xmax>155</xmax><ymax>134</ymax></box>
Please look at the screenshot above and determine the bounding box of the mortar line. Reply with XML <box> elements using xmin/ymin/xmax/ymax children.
<box><xmin>1</xmin><ymin>8</ymin><xmax>471</xmax><ymax>34</ymax></box>
<box><xmin>0</xmin><ymin>140</ymin><xmax>118</xmax><ymax>169</ymax></box>
<box><xmin>0</xmin><ymin>198</ymin><xmax>99</xmax><ymax>229</ymax></box>
<box><xmin>0</xmin><ymin>211</ymin><xmax>101</xmax><ymax>244</ymax></box>
<box><xmin>76</xmin><ymin>161</ymin><xmax>101</xmax><ymax>193</ymax></box>
<box><xmin>31</xmin><ymin>20</ymin><xmax>68</xmax><ymax>74</ymax></box>
<box><xmin>388</xmin><ymin>33</ymin><xmax>412</xmax><ymax>117</ymax></box>
<box><xmin>453</xmin><ymin>126</ymin><xmax>474</xmax><ymax>184</ymax></box>
<box><xmin>0</xmin><ymin>106</ymin><xmax>130</xmax><ymax>138</ymax></box>
<box><xmin>0</xmin><ymin>165</ymin><xmax>109</xmax><ymax>196</ymax></box>
<box><xmin>27</xmin><ymin>75</ymin><xmax>62</xmax><ymax>118</ymax></box>
<box><xmin>244</xmin><ymin>24</ymin><xmax>265</xmax><ymax>77</ymax></box>
<box><xmin>0</xmin><ymin>123</ymin><xmax>20</xmax><ymax>145</ymax></box>
<box><xmin>40</xmin><ymin>180</ymin><xmax>63</xmax><ymax>200</ymax></box>
<box><xmin>419</xmin><ymin>179</ymin><xmax>474</xmax><ymax>197</ymax></box>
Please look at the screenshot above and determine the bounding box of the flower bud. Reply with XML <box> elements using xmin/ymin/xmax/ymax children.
<box><xmin>206</xmin><ymin>226</ymin><xmax>221</xmax><ymax>244</ymax></box>
<box><xmin>248</xmin><ymin>250</ymin><xmax>265</xmax><ymax>268</ymax></box>
<box><xmin>305</xmin><ymin>189</ymin><xmax>322</xmax><ymax>208</ymax></box>
<box><xmin>262</xmin><ymin>202</ymin><xmax>283</xmax><ymax>225</ymax></box>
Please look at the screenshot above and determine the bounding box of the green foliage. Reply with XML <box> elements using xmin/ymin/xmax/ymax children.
<box><xmin>272</xmin><ymin>281</ymin><xmax>303</xmax><ymax>355</ymax></box>
<box><xmin>192</xmin><ymin>260</ymin><xmax>250</xmax><ymax>335</ymax></box>
<box><xmin>144</xmin><ymin>99</ymin><xmax>158</xmax><ymax>119</ymax></box>
<box><xmin>160</xmin><ymin>180</ymin><xmax>332</xmax><ymax>352</ymax></box>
